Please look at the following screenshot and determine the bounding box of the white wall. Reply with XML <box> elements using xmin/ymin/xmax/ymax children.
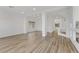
<box><xmin>73</xmin><ymin>7</ymin><xmax>79</xmax><ymax>33</ymax></box>
<box><xmin>72</xmin><ymin>6</ymin><xmax>79</xmax><ymax>52</ymax></box>
<box><xmin>0</xmin><ymin>10</ymin><xmax>24</xmax><ymax>38</ymax></box>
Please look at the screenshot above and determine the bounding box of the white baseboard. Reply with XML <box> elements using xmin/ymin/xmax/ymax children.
<box><xmin>0</xmin><ymin>33</ymin><xmax>24</xmax><ymax>38</ymax></box>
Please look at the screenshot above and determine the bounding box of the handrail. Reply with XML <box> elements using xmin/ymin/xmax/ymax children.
<box><xmin>58</xmin><ymin>32</ymin><xmax>79</xmax><ymax>52</ymax></box>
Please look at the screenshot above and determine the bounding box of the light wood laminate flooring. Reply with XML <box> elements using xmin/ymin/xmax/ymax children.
<box><xmin>0</xmin><ymin>31</ymin><xmax>78</xmax><ymax>53</ymax></box>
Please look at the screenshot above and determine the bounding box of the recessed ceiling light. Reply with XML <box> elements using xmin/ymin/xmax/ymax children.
<box><xmin>33</xmin><ymin>8</ymin><xmax>36</xmax><ymax>11</ymax></box>
<box><xmin>20</xmin><ymin>12</ymin><xmax>24</xmax><ymax>14</ymax></box>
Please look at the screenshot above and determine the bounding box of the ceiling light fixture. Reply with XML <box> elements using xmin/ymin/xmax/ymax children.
<box><xmin>20</xmin><ymin>12</ymin><xmax>24</xmax><ymax>14</ymax></box>
<box><xmin>33</xmin><ymin>8</ymin><xmax>36</xmax><ymax>11</ymax></box>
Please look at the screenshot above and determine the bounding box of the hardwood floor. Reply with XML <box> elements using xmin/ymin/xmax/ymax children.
<box><xmin>0</xmin><ymin>31</ymin><xmax>78</xmax><ymax>53</ymax></box>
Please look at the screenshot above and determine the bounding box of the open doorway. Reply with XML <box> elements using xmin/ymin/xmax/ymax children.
<box><xmin>28</xmin><ymin>21</ymin><xmax>35</xmax><ymax>32</ymax></box>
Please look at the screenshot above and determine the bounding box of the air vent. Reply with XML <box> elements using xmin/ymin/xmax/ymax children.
<box><xmin>8</xmin><ymin>6</ymin><xmax>15</xmax><ymax>8</ymax></box>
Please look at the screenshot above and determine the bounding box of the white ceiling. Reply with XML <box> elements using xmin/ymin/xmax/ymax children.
<box><xmin>0</xmin><ymin>6</ymin><xmax>67</xmax><ymax>16</ymax></box>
